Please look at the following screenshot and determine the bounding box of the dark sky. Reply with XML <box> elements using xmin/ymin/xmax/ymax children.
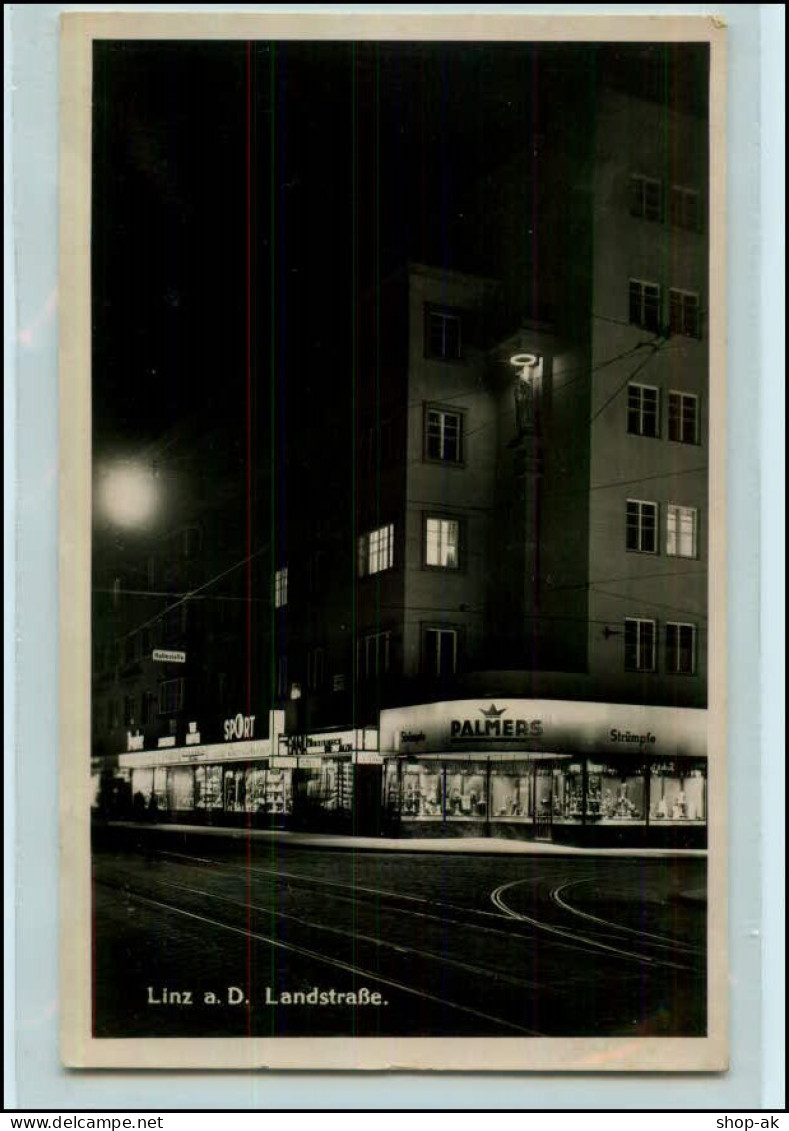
<box><xmin>91</xmin><ymin>41</ymin><xmax>598</xmax><ymax>453</ymax></box>
<box><xmin>91</xmin><ymin>40</ymin><xmax>708</xmax><ymax>459</ymax></box>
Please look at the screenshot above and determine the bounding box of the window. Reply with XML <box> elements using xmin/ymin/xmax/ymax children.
<box><xmin>629</xmin><ymin>279</ymin><xmax>661</xmax><ymax>333</ymax></box>
<box><xmin>669</xmin><ymin>186</ymin><xmax>701</xmax><ymax>231</ymax></box>
<box><xmin>158</xmin><ymin>678</ymin><xmax>184</xmax><ymax>716</ymax></box>
<box><xmin>108</xmin><ymin>700</ymin><xmax>120</xmax><ymax>730</ymax></box>
<box><xmin>123</xmin><ymin>695</ymin><xmax>136</xmax><ymax>727</ymax></box>
<box><xmin>627</xmin><ymin>383</ymin><xmax>660</xmax><ymax>437</ymax></box>
<box><xmin>141</xmin><ymin>691</ymin><xmax>157</xmax><ymax>726</ymax></box>
<box><xmin>357</xmin><ymin>523</ymin><xmax>394</xmax><ymax>577</ymax></box>
<box><xmin>182</xmin><ymin>527</ymin><xmax>201</xmax><ymax>559</ymax></box>
<box><xmin>276</xmin><ymin>656</ymin><xmax>288</xmax><ymax>699</ymax></box>
<box><xmin>624</xmin><ymin>618</ymin><xmax>656</xmax><ymax>672</ymax></box>
<box><xmin>668</xmin><ymin>391</ymin><xmax>699</xmax><ymax>444</ymax></box>
<box><xmin>423</xmin><ymin>627</ymin><xmax>458</xmax><ymax>677</ymax></box>
<box><xmin>275</xmin><ymin>567</ymin><xmax>288</xmax><ymax>608</ymax></box>
<box><xmin>425</xmin><ymin>406</ymin><xmax>463</xmax><ymax>463</ymax></box>
<box><xmin>650</xmin><ymin>759</ymin><xmax>706</xmax><ymax>822</ymax></box>
<box><xmin>666</xmin><ymin>622</ymin><xmax>697</xmax><ymax>675</ymax></box>
<box><xmin>425</xmin><ymin>308</ymin><xmax>461</xmax><ymax>360</ymax></box>
<box><xmin>307</xmin><ymin>647</ymin><xmax>325</xmax><ymax>690</ymax></box>
<box><xmin>669</xmin><ymin>289</ymin><xmax>701</xmax><ymax>338</ymax></box>
<box><xmin>629</xmin><ymin>174</ymin><xmax>663</xmax><ymax>222</ymax></box>
<box><xmin>666</xmin><ymin>505</ymin><xmax>698</xmax><ymax>558</ymax></box>
<box><xmin>424</xmin><ymin>517</ymin><xmax>460</xmax><ymax>569</ymax></box>
<box><xmin>332</xmin><ymin>672</ymin><xmax>347</xmax><ymax>693</ymax></box>
<box><xmin>626</xmin><ymin>500</ymin><xmax>659</xmax><ymax>553</ymax></box>
<box><xmin>358</xmin><ymin>631</ymin><xmax>390</xmax><ymax>679</ymax></box>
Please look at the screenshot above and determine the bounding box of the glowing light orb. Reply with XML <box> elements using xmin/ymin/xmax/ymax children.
<box><xmin>100</xmin><ymin>463</ymin><xmax>156</xmax><ymax>527</ymax></box>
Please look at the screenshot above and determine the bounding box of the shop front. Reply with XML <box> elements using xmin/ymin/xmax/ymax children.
<box><xmin>380</xmin><ymin>699</ymin><xmax>707</xmax><ymax>846</ymax></box>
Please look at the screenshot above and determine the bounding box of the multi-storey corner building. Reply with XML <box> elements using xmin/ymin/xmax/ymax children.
<box><xmin>95</xmin><ymin>56</ymin><xmax>710</xmax><ymax>847</ymax></box>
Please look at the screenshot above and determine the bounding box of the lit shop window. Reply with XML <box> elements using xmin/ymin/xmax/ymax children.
<box><xmin>424</xmin><ymin>517</ymin><xmax>460</xmax><ymax>569</ymax></box>
<box><xmin>627</xmin><ymin>383</ymin><xmax>660</xmax><ymax>438</ymax></box>
<box><xmin>650</xmin><ymin>759</ymin><xmax>706</xmax><ymax>823</ymax></box>
<box><xmin>624</xmin><ymin>618</ymin><xmax>657</xmax><ymax>672</ymax></box>
<box><xmin>444</xmin><ymin>766</ymin><xmax>487</xmax><ymax>819</ymax></box>
<box><xmin>158</xmin><ymin>677</ymin><xmax>185</xmax><ymax>716</ymax></box>
<box><xmin>358</xmin><ymin>631</ymin><xmax>390</xmax><ymax>679</ymax></box>
<box><xmin>401</xmin><ymin>762</ymin><xmax>443</xmax><ymax>820</ymax></box>
<box><xmin>668</xmin><ymin>391</ymin><xmax>700</xmax><ymax>444</ymax></box>
<box><xmin>587</xmin><ymin>761</ymin><xmax>646</xmax><ymax>823</ymax></box>
<box><xmin>425</xmin><ymin>308</ymin><xmax>462</xmax><ymax>360</ymax></box>
<box><xmin>669</xmin><ymin>185</ymin><xmax>702</xmax><ymax>232</ymax></box>
<box><xmin>629</xmin><ymin>174</ymin><xmax>663</xmax><ymax>222</ymax></box>
<box><xmin>666</xmin><ymin>505</ymin><xmax>698</xmax><ymax>558</ymax></box>
<box><xmin>425</xmin><ymin>407</ymin><xmax>464</xmax><ymax>463</ymax></box>
<box><xmin>194</xmin><ymin>765</ymin><xmax>223</xmax><ymax>810</ymax></box>
<box><xmin>275</xmin><ymin>566</ymin><xmax>288</xmax><ymax>608</ymax></box>
<box><xmin>665</xmin><ymin>622</ymin><xmax>697</xmax><ymax>675</ymax></box>
<box><xmin>423</xmin><ymin>627</ymin><xmax>458</xmax><ymax>677</ymax></box>
<box><xmin>626</xmin><ymin>499</ymin><xmax>659</xmax><ymax>553</ymax></box>
<box><xmin>166</xmin><ymin>767</ymin><xmax>194</xmax><ymax>810</ymax></box>
<box><xmin>224</xmin><ymin>768</ymin><xmax>247</xmax><ymax>813</ymax></box>
<box><xmin>628</xmin><ymin>279</ymin><xmax>661</xmax><ymax>333</ymax></box>
<box><xmin>669</xmin><ymin>289</ymin><xmax>701</xmax><ymax>338</ymax></box>
<box><xmin>490</xmin><ymin>765</ymin><xmax>534</xmax><ymax>821</ymax></box>
<box><xmin>357</xmin><ymin>523</ymin><xmax>394</xmax><ymax>577</ymax></box>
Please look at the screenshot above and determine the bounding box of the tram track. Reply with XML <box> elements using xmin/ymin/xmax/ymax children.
<box><xmin>93</xmin><ymin>873</ymin><xmax>544</xmax><ymax>1036</ymax></box>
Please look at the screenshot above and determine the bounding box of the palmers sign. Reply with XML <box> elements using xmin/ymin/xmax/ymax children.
<box><xmin>382</xmin><ymin>699</ymin><xmax>707</xmax><ymax>760</ymax></box>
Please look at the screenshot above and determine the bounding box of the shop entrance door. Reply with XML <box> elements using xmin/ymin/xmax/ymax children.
<box><xmin>353</xmin><ymin>764</ymin><xmax>383</xmax><ymax>837</ymax></box>
<box><xmin>534</xmin><ymin>764</ymin><xmax>554</xmax><ymax>841</ymax></box>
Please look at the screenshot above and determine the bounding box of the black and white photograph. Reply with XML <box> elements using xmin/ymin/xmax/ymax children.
<box><xmin>59</xmin><ymin>12</ymin><xmax>727</xmax><ymax>1071</ymax></box>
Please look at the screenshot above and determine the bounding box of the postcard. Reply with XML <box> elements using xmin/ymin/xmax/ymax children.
<box><xmin>60</xmin><ymin>11</ymin><xmax>727</xmax><ymax>1071</ymax></box>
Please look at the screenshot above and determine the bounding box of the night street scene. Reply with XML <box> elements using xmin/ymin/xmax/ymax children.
<box><xmin>90</xmin><ymin>38</ymin><xmax>710</xmax><ymax>1040</ymax></box>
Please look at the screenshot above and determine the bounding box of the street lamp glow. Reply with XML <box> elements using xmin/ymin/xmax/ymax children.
<box><xmin>100</xmin><ymin>463</ymin><xmax>156</xmax><ymax>528</ymax></box>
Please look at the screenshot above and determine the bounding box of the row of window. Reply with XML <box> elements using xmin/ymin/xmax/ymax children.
<box><xmin>629</xmin><ymin>175</ymin><xmax>702</xmax><ymax>232</ymax></box>
<box><xmin>625</xmin><ymin>618</ymin><xmax>697</xmax><ymax>675</ymax></box>
<box><xmin>626</xmin><ymin>500</ymin><xmax>699</xmax><ymax>557</ymax></box>
<box><xmin>103</xmin><ymin>678</ymin><xmax>185</xmax><ymax>730</ymax></box>
<box><xmin>627</xmin><ymin>383</ymin><xmax>700</xmax><ymax>444</ymax></box>
<box><xmin>629</xmin><ymin>279</ymin><xmax>701</xmax><ymax>337</ymax></box>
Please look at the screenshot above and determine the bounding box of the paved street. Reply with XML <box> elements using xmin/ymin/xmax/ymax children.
<box><xmin>92</xmin><ymin>828</ymin><xmax>706</xmax><ymax>1039</ymax></box>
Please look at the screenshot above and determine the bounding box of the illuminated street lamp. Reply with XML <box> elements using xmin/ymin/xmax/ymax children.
<box><xmin>99</xmin><ymin>461</ymin><xmax>157</xmax><ymax>528</ymax></box>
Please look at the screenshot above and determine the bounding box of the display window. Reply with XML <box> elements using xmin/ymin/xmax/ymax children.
<box><xmin>167</xmin><ymin>766</ymin><xmax>194</xmax><ymax>810</ymax></box>
<box><xmin>194</xmin><ymin>764</ymin><xmax>223</xmax><ymax>809</ymax></box>
<box><xmin>401</xmin><ymin>761</ymin><xmax>443</xmax><ymax>819</ymax></box>
<box><xmin>489</xmin><ymin>763</ymin><xmax>533</xmax><ymax>820</ymax></box>
<box><xmin>649</xmin><ymin>758</ymin><xmax>706</xmax><ymax>823</ymax></box>
<box><xmin>264</xmin><ymin>769</ymin><xmax>292</xmax><ymax>814</ymax></box>
<box><xmin>131</xmin><ymin>767</ymin><xmax>154</xmax><ymax>809</ymax></box>
<box><xmin>444</xmin><ymin>764</ymin><xmax>487</xmax><ymax>819</ymax></box>
<box><xmin>245</xmin><ymin>767</ymin><xmax>267</xmax><ymax>812</ymax></box>
<box><xmin>587</xmin><ymin>760</ymin><xmax>646</xmax><ymax>823</ymax></box>
<box><xmin>552</xmin><ymin>762</ymin><xmax>584</xmax><ymax>823</ymax></box>
<box><xmin>223</xmin><ymin>767</ymin><xmax>246</xmax><ymax>812</ymax></box>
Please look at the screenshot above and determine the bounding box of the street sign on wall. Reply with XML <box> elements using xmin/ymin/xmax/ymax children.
<box><xmin>152</xmin><ymin>649</ymin><xmax>186</xmax><ymax>663</ymax></box>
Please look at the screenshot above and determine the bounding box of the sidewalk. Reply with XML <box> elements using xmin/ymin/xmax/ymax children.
<box><xmin>105</xmin><ymin>820</ymin><xmax>707</xmax><ymax>858</ymax></box>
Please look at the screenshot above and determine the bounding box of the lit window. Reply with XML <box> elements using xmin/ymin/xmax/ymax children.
<box><xmin>629</xmin><ymin>175</ymin><xmax>663</xmax><ymax>222</ymax></box>
<box><xmin>624</xmin><ymin>619</ymin><xmax>656</xmax><ymax>672</ymax></box>
<box><xmin>669</xmin><ymin>186</ymin><xmax>701</xmax><ymax>231</ymax></box>
<box><xmin>423</xmin><ymin>627</ymin><xmax>458</xmax><ymax>677</ymax></box>
<box><xmin>357</xmin><ymin>523</ymin><xmax>394</xmax><ymax>577</ymax></box>
<box><xmin>626</xmin><ymin>500</ymin><xmax>659</xmax><ymax>554</ymax></box>
<box><xmin>425</xmin><ymin>407</ymin><xmax>463</xmax><ymax>463</ymax></box>
<box><xmin>669</xmin><ymin>289</ymin><xmax>701</xmax><ymax>338</ymax></box>
<box><xmin>668</xmin><ymin>392</ymin><xmax>699</xmax><ymax>444</ymax></box>
<box><xmin>629</xmin><ymin>279</ymin><xmax>661</xmax><ymax>333</ymax></box>
<box><xmin>425</xmin><ymin>309</ymin><xmax>461</xmax><ymax>360</ymax></box>
<box><xmin>425</xmin><ymin>517</ymin><xmax>460</xmax><ymax>569</ymax></box>
<box><xmin>358</xmin><ymin>632</ymin><xmax>390</xmax><ymax>679</ymax></box>
<box><xmin>666</xmin><ymin>505</ymin><xmax>698</xmax><ymax>558</ymax></box>
<box><xmin>158</xmin><ymin>678</ymin><xmax>185</xmax><ymax>716</ymax></box>
<box><xmin>666</xmin><ymin>622</ymin><xmax>696</xmax><ymax>675</ymax></box>
<box><xmin>275</xmin><ymin>566</ymin><xmax>288</xmax><ymax>608</ymax></box>
<box><xmin>627</xmin><ymin>383</ymin><xmax>660</xmax><ymax>438</ymax></box>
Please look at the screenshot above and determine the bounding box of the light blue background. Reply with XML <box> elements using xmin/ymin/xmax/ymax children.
<box><xmin>6</xmin><ymin>3</ymin><xmax>784</xmax><ymax>1111</ymax></box>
